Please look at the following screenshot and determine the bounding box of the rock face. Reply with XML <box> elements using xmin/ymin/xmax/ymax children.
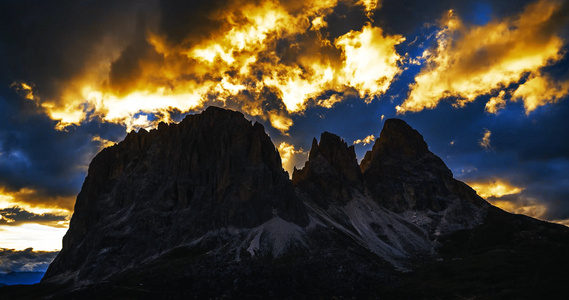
<box><xmin>361</xmin><ymin>119</ymin><xmax>485</xmax><ymax>213</ymax></box>
<box><xmin>11</xmin><ymin>107</ymin><xmax>565</xmax><ymax>299</ymax></box>
<box><xmin>291</xmin><ymin>124</ymin><xmax>486</xmax><ymax>267</ymax></box>
<box><xmin>44</xmin><ymin>107</ymin><xmax>307</xmax><ymax>281</ymax></box>
<box><xmin>292</xmin><ymin>132</ymin><xmax>364</xmax><ymax>208</ymax></box>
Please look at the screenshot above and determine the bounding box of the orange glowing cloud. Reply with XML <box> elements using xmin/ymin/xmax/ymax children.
<box><xmin>357</xmin><ymin>0</ymin><xmax>381</xmax><ymax>18</ymax></box>
<box><xmin>469</xmin><ymin>179</ymin><xmax>523</xmax><ymax>199</ymax></box>
<box><xmin>485</xmin><ymin>90</ymin><xmax>508</xmax><ymax>114</ymax></box>
<box><xmin>91</xmin><ymin>135</ymin><xmax>117</xmax><ymax>150</ymax></box>
<box><xmin>278</xmin><ymin>142</ymin><xmax>307</xmax><ymax>175</ymax></box>
<box><xmin>0</xmin><ymin>189</ymin><xmax>71</xmax><ymax>252</ymax></box>
<box><xmin>512</xmin><ymin>73</ymin><xmax>569</xmax><ymax>113</ymax></box>
<box><xmin>491</xmin><ymin>199</ymin><xmax>548</xmax><ymax>220</ymax></box>
<box><xmin>12</xmin><ymin>0</ymin><xmax>404</xmax><ymax>133</ymax></box>
<box><xmin>0</xmin><ymin>187</ymin><xmax>74</xmax><ymax>214</ymax></box>
<box><xmin>479</xmin><ymin>129</ymin><xmax>492</xmax><ymax>151</ymax></box>
<box><xmin>335</xmin><ymin>24</ymin><xmax>405</xmax><ymax>101</ymax></box>
<box><xmin>10</xmin><ymin>82</ymin><xmax>35</xmax><ymax>101</ymax></box>
<box><xmin>397</xmin><ymin>0</ymin><xmax>568</xmax><ymax>114</ymax></box>
<box><xmin>353</xmin><ymin>134</ymin><xmax>375</xmax><ymax>145</ymax></box>
<box><xmin>468</xmin><ymin>179</ymin><xmax>550</xmax><ymax>220</ymax></box>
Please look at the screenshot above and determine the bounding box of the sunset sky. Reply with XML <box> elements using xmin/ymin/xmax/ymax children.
<box><xmin>1</xmin><ymin>0</ymin><xmax>568</xmax><ymax>272</ymax></box>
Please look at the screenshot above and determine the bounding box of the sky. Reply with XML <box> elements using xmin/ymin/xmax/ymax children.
<box><xmin>0</xmin><ymin>0</ymin><xmax>568</xmax><ymax>274</ymax></box>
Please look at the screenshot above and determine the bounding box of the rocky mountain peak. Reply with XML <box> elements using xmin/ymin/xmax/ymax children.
<box><xmin>360</xmin><ymin>118</ymin><xmax>429</xmax><ymax>172</ymax></box>
<box><xmin>44</xmin><ymin>106</ymin><xmax>308</xmax><ymax>282</ymax></box>
<box><xmin>306</xmin><ymin>131</ymin><xmax>362</xmax><ymax>182</ymax></box>
<box><xmin>293</xmin><ymin>132</ymin><xmax>363</xmax><ymax>208</ymax></box>
<box><xmin>361</xmin><ymin>118</ymin><xmax>485</xmax><ymax>213</ymax></box>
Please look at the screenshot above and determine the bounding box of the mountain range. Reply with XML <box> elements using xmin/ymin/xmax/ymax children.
<box><xmin>1</xmin><ymin>106</ymin><xmax>568</xmax><ymax>299</ymax></box>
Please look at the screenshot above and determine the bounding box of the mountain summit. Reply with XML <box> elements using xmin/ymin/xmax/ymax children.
<box><xmin>3</xmin><ymin>107</ymin><xmax>568</xmax><ymax>299</ymax></box>
<box><xmin>45</xmin><ymin>106</ymin><xmax>308</xmax><ymax>281</ymax></box>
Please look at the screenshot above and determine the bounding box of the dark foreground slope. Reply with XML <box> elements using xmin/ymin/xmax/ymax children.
<box><xmin>1</xmin><ymin>107</ymin><xmax>568</xmax><ymax>299</ymax></box>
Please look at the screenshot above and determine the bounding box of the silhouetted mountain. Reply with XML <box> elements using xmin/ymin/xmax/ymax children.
<box><xmin>2</xmin><ymin>107</ymin><xmax>568</xmax><ymax>299</ymax></box>
<box><xmin>361</xmin><ymin>118</ymin><xmax>486</xmax><ymax>212</ymax></box>
<box><xmin>44</xmin><ymin>106</ymin><xmax>307</xmax><ymax>282</ymax></box>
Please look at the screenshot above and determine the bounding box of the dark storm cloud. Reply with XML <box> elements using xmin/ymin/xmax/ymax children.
<box><xmin>0</xmin><ymin>207</ymin><xmax>67</xmax><ymax>228</ymax></box>
<box><xmin>107</xmin><ymin>16</ymin><xmax>163</xmax><ymax>96</ymax></box>
<box><xmin>324</xmin><ymin>1</ymin><xmax>369</xmax><ymax>40</ymax></box>
<box><xmin>158</xmin><ymin>0</ymin><xmax>231</xmax><ymax>46</ymax></box>
<box><xmin>375</xmin><ymin>0</ymin><xmax>538</xmax><ymax>35</ymax></box>
<box><xmin>0</xmin><ymin>0</ymin><xmax>156</xmax><ymax>99</ymax></box>
<box><xmin>0</xmin><ymin>0</ymin><xmax>138</xmax><ymax>207</ymax></box>
<box><xmin>0</xmin><ymin>248</ymin><xmax>58</xmax><ymax>274</ymax></box>
<box><xmin>0</xmin><ymin>86</ymin><xmax>125</xmax><ymax>209</ymax></box>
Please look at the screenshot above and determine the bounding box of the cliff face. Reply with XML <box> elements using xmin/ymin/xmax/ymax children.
<box><xmin>29</xmin><ymin>107</ymin><xmax>569</xmax><ymax>299</ymax></box>
<box><xmin>44</xmin><ymin>106</ymin><xmax>308</xmax><ymax>281</ymax></box>
<box><xmin>45</xmin><ymin>109</ymin><xmax>488</xmax><ymax>283</ymax></box>
<box><xmin>360</xmin><ymin>118</ymin><xmax>486</xmax><ymax>213</ymax></box>
<box><xmin>292</xmin><ymin>132</ymin><xmax>364</xmax><ymax>208</ymax></box>
<box><xmin>291</xmin><ymin>122</ymin><xmax>487</xmax><ymax>266</ymax></box>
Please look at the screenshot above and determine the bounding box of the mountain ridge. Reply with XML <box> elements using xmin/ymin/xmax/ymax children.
<box><xmin>2</xmin><ymin>106</ymin><xmax>568</xmax><ymax>299</ymax></box>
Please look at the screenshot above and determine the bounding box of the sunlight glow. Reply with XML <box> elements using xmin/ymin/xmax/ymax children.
<box><xmin>353</xmin><ymin>134</ymin><xmax>375</xmax><ymax>145</ymax></box>
<box><xmin>0</xmin><ymin>189</ymin><xmax>72</xmax><ymax>215</ymax></box>
<box><xmin>10</xmin><ymin>0</ymin><xmax>405</xmax><ymax>133</ymax></box>
<box><xmin>469</xmin><ymin>179</ymin><xmax>523</xmax><ymax>199</ymax></box>
<box><xmin>0</xmin><ymin>224</ymin><xmax>66</xmax><ymax>251</ymax></box>
<box><xmin>277</xmin><ymin>142</ymin><xmax>306</xmax><ymax>176</ymax></box>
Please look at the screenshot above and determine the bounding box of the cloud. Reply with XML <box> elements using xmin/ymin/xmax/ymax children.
<box><xmin>0</xmin><ymin>207</ymin><xmax>69</xmax><ymax>228</ymax></box>
<box><xmin>3</xmin><ymin>0</ymin><xmax>404</xmax><ymax>133</ymax></box>
<box><xmin>0</xmin><ymin>86</ymin><xmax>125</xmax><ymax>211</ymax></box>
<box><xmin>512</xmin><ymin>73</ymin><xmax>569</xmax><ymax>113</ymax></box>
<box><xmin>91</xmin><ymin>135</ymin><xmax>117</xmax><ymax>150</ymax></box>
<box><xmin>483</xmin><ymin>73</ymin><xmax>569</xmax><ymax>115</ymax></box>
<box><xmin>357</xmin><ymin>0</ymin><xmax>381</xmax><ymax>18</ymax></box>
<box><xmin>0</xmin><ymin>248</ymin><xmax>59</xmax><ymax>274</ymax></box>
<box><xmin>467</xmin><ymin>178</ymin><xmax>560</xmax><ymax>223</ymax></box>
<box><xmin>335</xmin><ymin>23</ymin><xmax>405</xmax><ymax>101</ymax></box>
<box><xmin>490</xmin><ymin>196</ymin><xmax>548</xmax><ymax>220</ymax></box>
<box><xmin>468</xmin><ymin>179</ymin><xmax>524</xmax><ymax>199</ymax></box>
<box><xmin>397</xmin><ymin>0</ymin><xmax>569</xmax><ymax>114</ymax></box>
<box><xmin>277</xmin><ymin>142</ymin><xmax>307</xmax><ymax>176</ymax></box>
<box><xmin>485</xmin><ymin>90</ymin><xmax>508</xmax><ymax>114</ymax></box>
<box><xmin>479</xmin><ymin>129</ymin><xmax>492</xmax><ymax>151</ymax></box>
<box><xmin>552</xmin><ymin>219</ymin><xmax>569</xmax><ymax>226</ymax></box>
<box><xmin>0</xmin><ymin>187</ymin><xmax>76</xmax><ymax>213</ymax></box>
<box><xmin>0</xmin><ymin>0</ymin><xmax>156</xmax><ymax>120</ymax></box>
<box><xmin>353</xmin><ymin>134</ymin><xmax>375</xmax><ymax>145</ymax></box>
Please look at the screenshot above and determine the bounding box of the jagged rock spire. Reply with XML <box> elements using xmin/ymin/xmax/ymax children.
<box><xmin>293</xmin><ymin>132</ymin><xmax>363</xmax><ymax>208</ymax></box>
<box><xmin>361</xmin><ymin>118</ymin><xmax>485</xmax><ymax>212</ymax></box>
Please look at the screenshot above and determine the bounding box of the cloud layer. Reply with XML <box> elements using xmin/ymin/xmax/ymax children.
<box><xmin>0</xmin><ymin>207</ymin><xmax>68</xmax><ymax>228</ymax></box>
<box><xmin>0</xmin><ymin>248</ymin><xmax>59</xmax><ymax>274</ymax></box>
